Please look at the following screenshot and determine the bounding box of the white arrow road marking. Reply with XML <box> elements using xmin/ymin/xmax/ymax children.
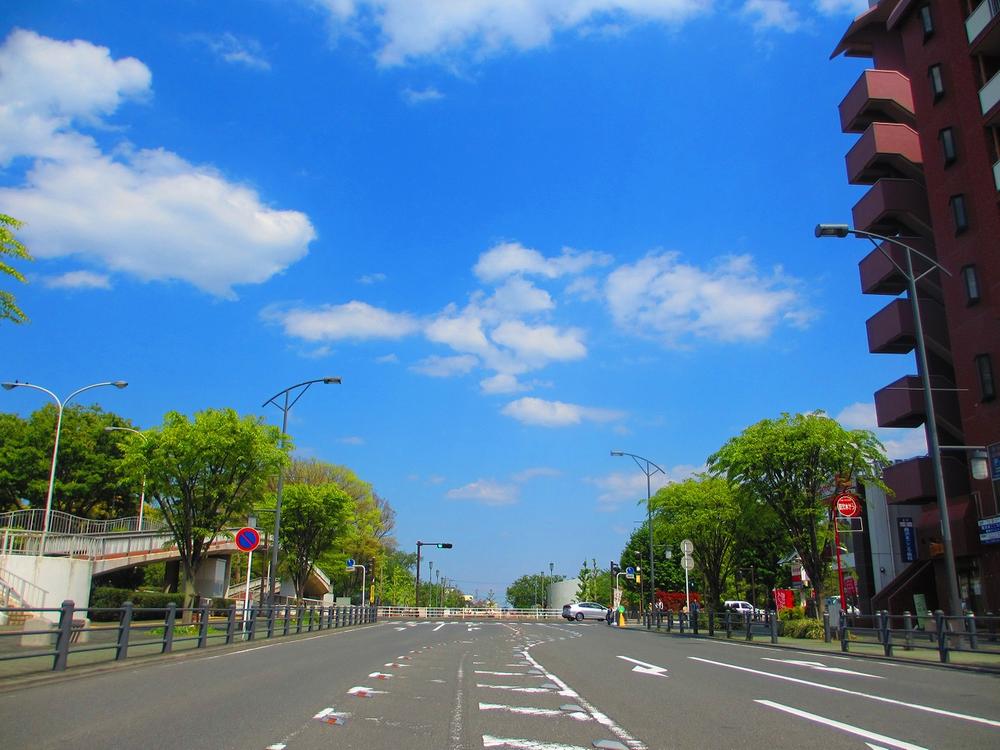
<box><xmin>616</xmin><ymin>656</ymin><xmax>667</xmax><ymax>677</ymax></box>
<box><xmin>477</xmin><ymin>684</ymin><xmax>554</xmax><ymax>693</ymax></box>
<box><xmin>482</xmin><ymin>736</ymin><xmax>591</xmax><ymax>749</ymax></box>
<box><xmin>478</xmin><ymin>703</ymin><xmax>591</xmax><ymax>721</ymax></box>
<box><xmin>756</xmin><ymin>700</ymin><xmax>928</xmax><ymax>750</ymax></box>
<box><xmin>762</xmin><ymin>658</ymin><xmax>883</xmax><ymax>678</ymax></box>
<box><xmin>690</xmin><ymin>657</ymin><xmax>1000</xmax><ymax>728</ymax></box>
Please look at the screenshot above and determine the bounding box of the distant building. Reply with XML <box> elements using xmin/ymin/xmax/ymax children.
<box><xmin>831</xmin><ymin>0</ymin><xmax>1000</xmax><ymax>614</ymax></box>
<box><xmin>547</xmin><ymin>578</ymin><xmax>581</xmax><ymax>609</ymax></box>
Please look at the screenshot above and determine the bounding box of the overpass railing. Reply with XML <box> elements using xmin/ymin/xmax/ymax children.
<box><xmin>0</xmin><ymin>600</ymin><xmax>378</xmax><ymax>676</ymax></box>
<box><xmin>0</xmin><ymin>509</ymin><xmax>166</xmax><ymax>535</ymax></box>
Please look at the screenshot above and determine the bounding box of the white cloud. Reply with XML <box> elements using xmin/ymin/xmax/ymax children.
<box><xmin>42</xmin><ymin>270</ymin><xmax>111</xmax><ymax>290</ymax></box>
<box><xmin>512</xmin><ymin>466</ymin><xmax>561</xmax><ymax>482</ymax></box>
<box><xmin>501</xmin><ymin>397</ymin><xmax>624</xmax><ymax>427</ymax></box>
<box><xmin>473</xmin><ymin>242</ymin><xmax>612</xmax><ymax>283</ymax></box>
<box><xmin>741</xmin><ymin>0</ymin><xmax>803</xmax><ymax>32</ymax></box>
<box><xmin>605</xmin><ymin>252</ymin><xmax>812</xmax><ymax>346</ymax></box>
<box><xmin>190</xmin><ymin>32</ymin><xmax>271</xmax><ymax>71</ymax></box>
<box><xmin>314</xmin><ymin>1</ymin><xmax>711</xmax><ymax>66</ymax></box>
<box><xmin>402</xmin><ymin>86</ymin><xmax>444</xmax><ymax>104</ymax></box>
<box><xmin>835</xmin><ymin>402</ymin><xmax>927</xmax><ymax>461</ymax></box>
<box><xmin>0</xmin><ymin>30</ymin><xmax>314</xmax><ymax>298</ymax></box>
<box><xmin>490</xmin><ymin>320</ymin><xmax>586</xmax><ymax>366</ymax></box>
<box><xmin>480</xmin><ymin>373</ymin><xmax>525</xmax><ymax>395</ymax></box>
<box><xmin>446</xmin><ymin>479</ymin><xmax>519</xmax><ymax>506</ymax></box>
<box><xmin>339</xmin><ymin>435</ymin><xmax>365</xmax><ymax>445</ymax></box>
<box><xmin>375</xmin><ymin>353</ymin><xmax>399</xmax><ymax>364</ymax></box>
<box><xmin>263</xmin><ymin>300</ymin><xmax>420</xmax><ymax>340</ymax></box>
<box><xmin>814</xmin><ymin>0</ymin><xmax>869</xmax><ymax>14</ymax></box>
<box><xmin>358</xmin><ymin>272</ymin><xmax>386</xmax><ymax>284</ymax></box>
<box><xmin>588</xmin><ymin>463</ymin><xmax>701</xmax><ymax>512</ymax></box>
<box><xmin>410</xmin><ymin>354</ymin><xmax>479</xmax><ymax>377</ymax></box>
<box><xmin>486</xmin><ymin>277</ymin><xmax>554</xmax><ymax>316</ymax></box>
<box><xmin>425</xmin><ymin>312</ymin><xmax>492</xmax><ymax>355</ymax></box>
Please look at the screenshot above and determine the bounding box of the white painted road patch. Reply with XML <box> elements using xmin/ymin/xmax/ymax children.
<box><xmin>756</xmin><ymin>700</ymin><xmax>928</xmax><ymax>750</ymax></box>
<box><xmin>479</xmin><ymin>702</ymin><xmax>591</xmax><ymax>721</ymax></box>
<box><xmin>482</xmin><ymin>735</ymin><xmax>591</xmax><ymax>749</ymax></box>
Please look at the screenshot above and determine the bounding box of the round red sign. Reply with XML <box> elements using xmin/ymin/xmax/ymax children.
<box><xmin>835</xmin><ymin>494</ymin><xmax>861</xmax><ymax>518</ymax></box>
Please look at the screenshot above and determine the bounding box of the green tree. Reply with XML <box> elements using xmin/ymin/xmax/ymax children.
<box><xmin>709</xmin><ymin>412</ymin><xmax>887</xmax><ymax>617</ymax></box>
<box><xmin>279</xmin><ymin>483</ymin><xmax>352</xmax><ymax>600</ymax></box>
<box><xmin>118</xmin><ymin>409</ymin><xmax>288</xmax><ymax>612</ymax></box>
<box><xmin>575</xmin><ymin>559</ymin><xmax>612</xmax><ymax>605</ymax></box>
<box><xmin>506</xmin><ymin>572</ymin><xmax>565</xmax><ymax>609</ymax></box>
<box><xmin>381</xmin><ymin>549</ymin><xmax>417</xmax><ymax>605</ymax></box>
<box><xmin>1</xmin><ymin>214</ymin><xmax>32</xmax><ymax>324</ymax></box>
<box><xmin>651</xmin><ymin>475</ymin><xmax>745</xmax><ymax>611</ymax></box>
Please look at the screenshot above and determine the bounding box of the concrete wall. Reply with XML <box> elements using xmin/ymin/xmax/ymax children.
<box><xmin>0</xmin><ymin>554</ymin><xmax>94</xmax><ymax>621</ymax></box>
<box><xmin>547</xmin><ymin>578</ymin><xmax>581</xmax><ymax>609</ymax></box>
<box><xmin>194</xmin><ymin>556</ymin><xmax>229</xmax><ymax>598</ymax></box>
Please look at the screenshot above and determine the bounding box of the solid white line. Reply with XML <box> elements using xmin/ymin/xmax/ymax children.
<box><xmin>756</xmin><ymin>700</ymin><xmax>928</xmax><ymax>750</ymax></box>
<box><xmin>690</xmin><ymin>657</ymin><xmax>1000</xmax><ymax>728</ymax></box>
<box><xmin>482</xmin><ymin>736</ymin><xmax>589</xmax><ymax>750</ymax></box>
<box><xmin>434</xmin><ymin>622</ymin><xmax>446</xmax><ymax>632</ymax></box>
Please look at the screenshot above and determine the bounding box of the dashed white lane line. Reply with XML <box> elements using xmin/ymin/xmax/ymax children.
<box><xmin>756</xmin><ymin>700</ymin><xmax>928</xmax><ymax>750</ymax></box>
<box><xmin>266</xmin><ymin>744</ymin><xmax>286</xmax><ymax>749</ymax></box>
<box><xmin>475</xmin><ymin>670</ymin><xmax>533</xmax><ymax>676</ymax></box>
<box><xmin>477</xmin><ymin>684</ymin><xmax>556</xmax><ymax>694</ymax></box>
<box><xmin>690</xmin><ymin>657</ymin><xmax>1000</xmax><ymax>728</ymax></box>
<box><xmin>479</xmin><ymin>702</ymin><xmax>591</xmax><ymax>721</ymax></box>
<box><xmin>482</xmin><ymin>736</ymin><xmax>590</xmax><ymax>750</ymax></box>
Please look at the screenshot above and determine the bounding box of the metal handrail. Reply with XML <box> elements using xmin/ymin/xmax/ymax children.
<box><xmin>0</xmin><ymin>508</ymin><xmax>167</xmax><ymax>535</ymax></box>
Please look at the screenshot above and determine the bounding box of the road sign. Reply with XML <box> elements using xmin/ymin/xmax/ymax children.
<box><xmin>625</xmin><ymin>566</ymin><xmax>635</xmax><ymax>576</ymax></box>
<box><xmin>680</xmin><ymin>539</ymin><xmax>694</xmax><ymax>554</ymax></box>
<box><xmin>835</xmin><ymin>493</ymin><xmax>861</xmax><ymax>518</ymax></box>
<box><xmin>680</xmin><ymin>556</ymin><xmax>694</xmax><ymax>571</ymax></box>
<box><xmin>346</xmin><ymin>557</ymin><xmax>356</xmax><ymax>568</ymax></box>
<box><xmin>235</xmin><ymin>527</ymin><xmax>260</xmax><ymax>552</ymax></box>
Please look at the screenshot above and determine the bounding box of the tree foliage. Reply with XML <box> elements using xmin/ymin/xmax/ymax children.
<box><xmin>506</xmin><ymin>572</ymin><xmax>565</xmax><ymax>609</ymax></box>
<box><xmin>575</xmin><ymin>559</ymin><xmax>611</xmax><ymax>605</ymax></box>
<box><xmin>708</xmin><ymin>411</ymin><xmax>887</xmax><ymax>616</ymax></box>
<box><xmin>1</xmin><ymin>214</ymin><xmax>32</xmax><ymax>324</ymax></box>
<box><xmin>118</xmin><ymin>409</ymin><xmax>288</xmax><ymax>609</ymax></box>
<box><xmin>279</xmin><ymin>483</ymin><xmax>352</xmax><ymax>599</ymax></box>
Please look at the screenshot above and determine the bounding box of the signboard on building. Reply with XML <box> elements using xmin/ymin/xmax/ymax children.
<box><xmin>843</xmin><ymin>575</ymin><xmax>857</xmax><ymax>597</ymax></box>
<box><xmin>978</xmin><ymin>515</ymin><xmax>1000</xmax><ymax>545</ymax></box>
<box><xmin>898</xmin><ymin>517</ymin><xmax>917</xmax><ymax>562</ymax></box>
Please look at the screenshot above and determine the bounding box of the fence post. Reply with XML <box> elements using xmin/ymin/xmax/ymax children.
<box><xmin>52</xmin><ymin>600</ymin><xmax>75</xmax><ymax>672</ymax></box>
<box><xmin>198</xmin><ymin>602</ymin><xmax>210</xmax><ymax>648</ymax></box>
<box><xmin>875</xmin><ymin>610</ymin><xmax>884</xmax><ymax>644</ymax></box>
<box><xmin>965</xmin><ymin>612</ymin><xmax>978</xmax><ymax>651</ymax></box>
<box><xmin>882</xmin><ymin>610</ymin><xmax>893</xmax><ymax>657</ymax></box>
<box><xmin>117</xmin><ymin>601</ymin><xmax>134</xmax><ymax>661</ymax></box>
<box><xmin>725</xmin><ymin>610</ymin><xmax>731</xmax><ymax>638</ymax></box>
<box><xmin>745</xmin><ymin>612</ymin><xmax>752</xmax><ymax>641</ymax></box>
<box><xmin>296</xmin><ymin>605</ymin><xmax>304</xmax><ymax>634</ymax></box>
<box><xmin>935</xmin><ymin>610</ymin><xmax>949</xmax><ymax>663</ymax></box>
<box><xmin>903</xmin><ymin>611</ymin><xmax>914</xmax><ymax>651</ymax></box>
<box><xmin>823</xmin><ymin>610</ymin><xmax>831</xmax><ymax>643</ymax></box>
<box><xmin>840</xmin><ymin>610</ymin><xmax>850</xmax><ymax>652</ymax></box>
<box><xmin>708</xmin><ymin>610</ymin><xmax>715</xmax><ymax>636</ymax></box>
<box><xmin>267</xmin><ymin>604</ymin><xmax>276</xmax><ymax>638</ymax></box>
<box><xmin>162</xmin><ymin>603</ymin><xmax>177</xmax><ymax>654</ymax></box>
<box><xmin>283</xmin><ymin>604</ymin><xmax>291</xmax><ymax>636</ymax></box>
<box><xmin>679</xmin><ymin>611</ymin><xmax>685</xmax><ymax>634</ymax></box>
<box><xmin>248</xmin><ymin>605</ymin><xmax>259</xmax><ymax>641</ymax></box>
<box><xmin>307</xmin><ymin>605</ymin><xmax>314</xmax><ymax>632</ymax></box>
<box><xmin>226</xmin><ymin>603</ymin><xmax>237</xmax><ymax>644</ymax></box>
<box><xmin>770</xmin><ymin>610</ymin><xmax>778</xmax><ymax>644</ymax></box>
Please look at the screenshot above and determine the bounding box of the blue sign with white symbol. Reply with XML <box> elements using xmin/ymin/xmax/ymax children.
<box><xmin>235</xmin><ymin>527</ymin><xmax>261</xmax><ymax>552</ymax></box>
<box><xmin>346</xmin><ymin>558</ymin><xmax>356</xmax><ymax>569</ymax></box>
<box><xmin>625</xmin><ymin>566</ymin><xmax>635</xmax><ymax>575</ymax></box>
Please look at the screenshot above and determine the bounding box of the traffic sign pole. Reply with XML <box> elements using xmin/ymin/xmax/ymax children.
<box><xmin>243</xmin><ymin>547</ymin><xmax>254</xmax><ymax>631</ymax></box>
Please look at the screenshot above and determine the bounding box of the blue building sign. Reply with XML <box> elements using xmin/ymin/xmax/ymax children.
<box><xmin>898</xmin><ymin>517</ymin><xmax>917</xmax><ymax>562</ymax></box>
<box><xmin>979</xmin><ymin>515</ymin><xmax>1000</xmax><ymax>546</ymax></box>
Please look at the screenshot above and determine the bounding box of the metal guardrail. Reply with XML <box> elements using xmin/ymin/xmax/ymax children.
<box><xmin>0</xmin><ymin>600</ymin><xmax>379</xmax><ymax>674</ymax></box>
<box><xmin>0</xmin><ymin>509</ymin><xmax>166</xmax><ymax>535</ymax></box>
<box><xmin>833</xmin><ymin>609</ymin><xmax>1000</xmax><ymax>663</ymax></box>
<box><xmin>377</xmin><ymin>606</ymin><xmax>563</xmax><ymax>619</ymax></box>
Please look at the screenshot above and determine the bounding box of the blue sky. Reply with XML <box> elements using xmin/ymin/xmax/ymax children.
<box><xmin>1</xmin><ymin>0</ymin><xmax>924</xmax><ymax>602</ymax></box>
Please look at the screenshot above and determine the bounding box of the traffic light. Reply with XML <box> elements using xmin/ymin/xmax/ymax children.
<box><xmin>436</xmin><ymin>543</ymin><xmax>453</xmax><ymax>549</ymax></box>
<box><xmin>611</xmin><ymin>561</ymin><xmax>621</xmax><ymax>574</ymax></box>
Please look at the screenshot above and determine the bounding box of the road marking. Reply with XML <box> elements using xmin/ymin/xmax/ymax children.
<box><xmin>434</xmin><ymin>622</ymin><xmax>446</xmax><ymax>631</ymax></box>
<box><xmin>479</xmin><ymin>702</ymin><xmax>591</xmax><ymax>721</ymax></box>
<box><xmin>476</xmin><ymin>670</ymin><xmax>532</xmax><ymax>676</ymax></box>
<box><xmin>347</xmin><ymin>686</ymin><xmax>386</xmax><ymax>697</ymax></box>
<box><xmin>482</xmin><ymin>735</ymin><xmax>590</xmax><ymax>749</ymax></box>
<box><xmin>266</xmin><ymin>744</ymin><xmax>286</xmax><ymax>749</ymax></box>
<box><xmin>450</xmin><ymin>653</ymin><xmax>466</xmax><ymax>750</ymax></box>
<box><xmin>756</xmin><ymin>700</ymin><xmax>928</xmax><ymax>750</ymax></box>
<box><xmin>616</xmin><ymin>656</ymin><xmax>667</xmax><ymax>677</ymax></box>
<box><xmin>368</xmin><ymin>672</ymin><xmax>392</xmax><ymax>679</ymax></box>
<box><xmin>690</xmin><ymin>657</ymin><xmax>1000</xmax><ymax>728</ymax></box>
<box><xmin>761</xmin><ymin>658</ymin><xmax>883</xmax><ymax>678</ymax></box>
<box><xmin>477</xmin><ymin>684</ymin><xmax>554</xmax><ymax>693</ymax></box>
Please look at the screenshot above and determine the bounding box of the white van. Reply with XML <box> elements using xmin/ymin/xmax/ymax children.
<box><xmin>724</xmin><ymin>600</ymin><xmax>756</xmax><ymax>617</ymax></box>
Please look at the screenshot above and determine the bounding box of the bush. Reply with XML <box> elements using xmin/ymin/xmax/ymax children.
<box><xmin>778</xmin><ymin>606</ymin><xmax>806</xmax><ymax>622</ymax></box>
<box><xmin>89</xmin><ymin>587</ymin><xmax>187</xmax><ymax>621</ymax></box>
<box><xmin>782</xmin><ymin>618</ymin><xmax>826</xmax><ymax>640</ymax></box>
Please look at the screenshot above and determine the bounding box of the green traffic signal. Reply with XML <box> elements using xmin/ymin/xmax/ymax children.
<box><xmin>436</xmin><ymin>543</ymin><xmax>453</xmax><ymax>549</ymax></box>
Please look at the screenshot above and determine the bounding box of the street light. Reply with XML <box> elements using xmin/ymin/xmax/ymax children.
<box><xmin>263</xmin><ymin>377</ymin><xmax>341</xmax><ymax>603</ymax></box>
<box><xmin>611</xmin><ymin>450</ymin><xmax>664</xmax><ymax>625</ymax></box>
<box><xmin>415</xmin><ymin>540</ymin><xmax>452</xmax><ymax>608</ymax></box>
<box><xmin>3</xmin><ymin>380</ymin><xmax>128</xmax><ymax>549</ymax></box>
<box><xmin>104</xmin><ymin>426</ymin><xmax>147</xmax><ymax>531</ymax></box>
<box><xmin>815</xmin><ymin>223</ymin><xmax>961</xmax><ymax>616</ymax></box>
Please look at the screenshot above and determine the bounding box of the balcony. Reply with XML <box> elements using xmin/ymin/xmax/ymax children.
<box><xmin>883</xmin><ymin>455</ymin><xmax>970</xmax><ymax>505</ymax></box>
<box><xmin>994</xmin><ymin>159</ymin><xmax>1000</xmax><ymax>191</ymax></box>
<box><xmin>919</xmin><ymin>499</ymin><xmax>980</xmax><ymax>557</ymax></box>
<box><xmin>967</xmin><ymin>0</ymin><xmax>1000</xmax><ymax>56</ymax></box>
<box><xmin>981</xmin><ymin>69</ymin><xmax>1000</xmax><ymax>126</ymax></box>
<box><xmin>874</xmin><ymin>375</ymin><xmax>962</xmax><ymax>435</ymax></box>
<box><xmin>839</xmin><ymin>70</ymin><xmax>916</xmax><ymax>134</ymax></box>
<box><xmin>866</xmin><ymin>297</ymin><xmax>950</xmax><ymax>355</ymax></box>
<box><xmin>857</xmin><ymin>238</ymin><xmax>943</xmax><ymax>298</ymax></box>
<box><xmin>852</xmin><ymin>178</ymin><xmax>932</xmax><ymax>237</ymax></box>
<box><xmin>846</xmin><ymin>123</ymin><xmax>922</xmax><ymax>185</ymax></box>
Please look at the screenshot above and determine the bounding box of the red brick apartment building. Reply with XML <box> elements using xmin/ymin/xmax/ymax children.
<box><xmin>831</xmin><ymin>0</ymin><xmax>1000</xmax><ymax>614</ymax></box>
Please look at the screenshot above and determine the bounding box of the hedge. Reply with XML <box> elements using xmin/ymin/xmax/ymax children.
<box><xmin>89</xmin><ymin>587</ymin><xmax>236</xmax><ymax>621</ymax></box>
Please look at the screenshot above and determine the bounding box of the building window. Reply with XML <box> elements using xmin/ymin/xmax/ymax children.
<box><xmin>939</xmin><ymin>127</ymin><xmax>956</xmax><ymax>165</ymax></box>
<box><xmin>929</xmin><ymin>64</ymin><xmax>945</xmax><ymax>101</ymax></box>
<box><xmin>962</xmin><ymin>265</ymin><xmax>981</xmax><ymax>304</ymax></box>
<box><xmin>976</xmin><ymin>354</ymin><xmax>996</xmax><ymax>402</ymax></box>
<box><xmin>919</xmin><ymin>5</ymin><xmax>934</xmax><ymax>40</ymax></box>
<box><xmin>950</xmin><ymin>194</ymin><xmax>969</xmax><ymax>233</ymax></box>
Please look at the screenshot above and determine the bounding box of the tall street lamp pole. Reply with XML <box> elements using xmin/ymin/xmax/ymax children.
<box><xmin>104</xmin><ymin>426</ymin><xmax>147</xmax><ymax>530</ymax></box>
<box><xmin>611</xmin><ymin>450</ymin><xmax>664</xmax><ymax>624</ymax></box>
<box><xmin>3</xmin><ymin>380</ymin><xmax>128</xmax><ymax>550</ymax></box>
<box><xmin>816</xmin><ymin>224</ymin><xmax>961</xmax><ymax>616</ymax></box>
<box><xmin>263</xmin><ymin>377</ymin><xmax>341</xmax><ymax>604</ymax></box>
<box><xmin>415</xmin><ymin>541</ymin><xmax>452</xmax><ymax>608</ymax></box>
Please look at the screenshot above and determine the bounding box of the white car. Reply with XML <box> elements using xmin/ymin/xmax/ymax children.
<box><xmin>724</xmin><ymin>600</ymin><xmax>760</xmax><ymax>617</ymax></box>
<box><xmin>562</xmin><ymin>601</ymin><xmax>609</xmax><ymax>621</ymax></box>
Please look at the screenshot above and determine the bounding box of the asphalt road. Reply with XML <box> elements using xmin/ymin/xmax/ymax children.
<box><xmin>1</xmin><ymin>618</ymin><xmax>998</xmax><ymax>750</ymax></box>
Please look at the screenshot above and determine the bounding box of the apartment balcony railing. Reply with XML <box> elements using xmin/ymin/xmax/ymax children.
<box><xmin>967</xmin><ymin>0</ymin><xmax>1000</xmax><ymax>54</ymax></box>
<box><xmin>981</xmin><ymin>69</ymin><xmax>1000</xmax><ymax>125</ymax></box>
